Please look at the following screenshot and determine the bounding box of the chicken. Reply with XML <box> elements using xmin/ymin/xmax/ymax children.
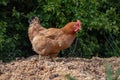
<box><xmin>28</xmin><ymin>17</ymin><xmax>81</xmax><ymax>59</ymax></box>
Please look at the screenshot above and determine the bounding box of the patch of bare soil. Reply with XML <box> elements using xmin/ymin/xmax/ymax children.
<box><xmin>0</xmin><ymin>55</ymin><xmax>120</xmax><ymax>80</ymax></box>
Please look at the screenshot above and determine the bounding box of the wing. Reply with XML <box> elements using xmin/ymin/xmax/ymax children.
<box><xmin>41</xmin><ymin>28</ymin><xmax>63</xmax><ymax>40</ymax></box>
<box><xmin>40</xmin><ymin>28</ymin><xmax>75</xmax><ymax>49</ymax></box>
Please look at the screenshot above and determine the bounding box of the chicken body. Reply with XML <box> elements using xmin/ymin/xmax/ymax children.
<box><xmin>28</xmin><ymin>17</ymin><xmax>81</xmax><ymax>58</ymax></box>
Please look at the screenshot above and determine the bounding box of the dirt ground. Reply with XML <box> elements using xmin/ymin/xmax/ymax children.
<box><xmin>0</xmin><ymin>55</ymin><xmax>120</xmax><ymax>80</ymax></box>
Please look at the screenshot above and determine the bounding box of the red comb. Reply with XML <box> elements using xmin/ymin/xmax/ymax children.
<box><xmin>77</xmin><ymin>20</ymin><xmax>81</xmax><ymax>25</ymax></box>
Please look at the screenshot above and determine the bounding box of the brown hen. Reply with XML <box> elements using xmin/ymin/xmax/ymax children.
<box><xmin>28</xmin><ymin>17</ymin><xmax>81</xmax><ymax>59</ymax></box>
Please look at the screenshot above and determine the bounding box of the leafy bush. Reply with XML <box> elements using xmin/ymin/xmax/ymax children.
<box><xmin>106</xmin><ymin>63</ymin><xmax>120</xmax><ymax>80</ymax></box>
<box><xmin>0</xmin><ymin>0</ymin><xmax>120</xmax><ymax>61</ymax></box>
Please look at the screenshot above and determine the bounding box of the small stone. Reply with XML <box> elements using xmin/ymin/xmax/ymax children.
<box><xmin>49</xmin><ymin>74</ymin><xmax>59</xmax><ymax>79</ymax></box>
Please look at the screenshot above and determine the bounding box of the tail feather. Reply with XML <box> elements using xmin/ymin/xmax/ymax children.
<box><xmin>28</xmin><ymin>16</ymin><xmax>45</xmax><ymax>42</ymax></box>
<box><xmin>28</xmin><ymin>16</ymin><xmax>40</xmax><ymax>24</ymax></box>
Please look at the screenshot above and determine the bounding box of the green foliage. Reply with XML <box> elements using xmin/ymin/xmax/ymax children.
<box><xmin>65</xmin><ymin>74</ymin><xmax>76</xmax><ymax>80</ymax></box>
<box><xmin>106</xmin><ymin>64</ymin><xmax>113</xmax><ymax>80</ymax></box>
<box><xmin>0</xmin><ymin>0</ymin><xmax>120</xmax><ymax>61</ymax></box>
<box><xmin>106</xmin><ymin>63</ymin><xmax>120</xmax><ymax>80</ymax></box>
<box><xmin>114</xmin><ymin>68</ymin><xmax>120</xmax><ymax>80</ymax></box>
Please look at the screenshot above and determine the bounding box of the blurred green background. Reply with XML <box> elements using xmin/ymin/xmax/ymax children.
<box><xmin>0</xmin><ymin>0</ymin><xmax>120</xmax><ymax>62</ymax></box>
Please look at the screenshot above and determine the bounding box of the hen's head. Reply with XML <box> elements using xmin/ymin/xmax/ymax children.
<box><xmin>73</xmin><ymin>20</ymin><xmax>81</xmax><ymax>32</ymax></box>
<box><xmin>61</xmin><ymin>20</ymin><xmax>81</xmax><ymax>34</ymax></box>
